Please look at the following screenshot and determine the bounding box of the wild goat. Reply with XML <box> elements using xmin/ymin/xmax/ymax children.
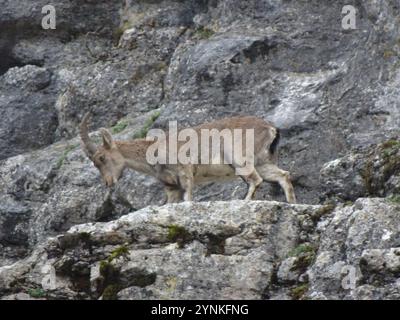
<box><xmin>80</xmin><ymin>113</ymin><xmax>296</xmax><ymax>203</ymax></box>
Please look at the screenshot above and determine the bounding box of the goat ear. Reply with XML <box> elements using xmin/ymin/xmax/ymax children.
<box><xmin>100</xmin><ymin>128</ymin><xmax>115</xmax><ymax>150</ymax></box>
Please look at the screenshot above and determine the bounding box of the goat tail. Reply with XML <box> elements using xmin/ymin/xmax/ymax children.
<box><xmin>269</xmin><ymin>127</ymin><xmax>280</xmax><ymax>155</ymax></box>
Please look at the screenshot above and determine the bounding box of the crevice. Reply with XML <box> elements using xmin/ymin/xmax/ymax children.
<box><xmin>0</xmin><ymin>20</ymin><xmax>47</xmax><ymax>76</ymax></box>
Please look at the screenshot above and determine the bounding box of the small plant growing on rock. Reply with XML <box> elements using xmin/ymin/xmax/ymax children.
<box><xmin>133</xmin><ymin>110</ymin><xmax>161</xmax><ymax>139</ymax></box>
<box><xmin>288</xmin><ymin>243</ymin><xmax>317</xmax><ymax>275</ymax></box>
<box><xmin>388</xmin><ymin>194</ymin><xmax>400</xmax><ymax>204</ymax></box>
<box><xmin>28</xmin><ymin>288</ymin><xmax>46</xmax><ymax>299</ymax></box>
<box><xmin>381</xmin><ymin>139</ymin><xmax>400</xmax><ymax>150</ymax></box>
<box><xmin>102</xmin><ymin>284</ymin><xmax>121</xmax><ymax>300</ymax></box>
<box><xmin>111</xmin><ymin>120</ymin><xmax>129</xmax><ymax>134</ymax></box>
<box><xmin>108</xmin><ymin>245</ymin><xmax>129</xmax><ymax>262</ymax></box>
<box><xmin>361</xmin><ymin>139</ymin><xmax>400</xmax><ymax>196</ymax></box>
<box><xmin>167</xmin><ymin>225</ymin><xmax>193</xmax><ymax>248</ymax></box>
<box><xmin>288</xmin><ymin>243</ymin><xmax>315</xmax><ymax>258</ymax></box>
<box><xmin>194</xmin><ymin>26</ymin><xmax>215</xmax><ymax>40</ymax></box>
<box><xmin>289</xmin><ymin>284</ymin><xmax>309</xmax><ymax>300</ymax></box>
<box><xmin>381</xmin><ymin>140</ymin><xmax>400</xmax><ymax>179</ymax></box>
<box><xmin>98</xmin><ymin>260</ymin><xmax>121</xmax><ymax>300</ymax></box>
<box><xmin>344</xmin><ymin>200</ymin><xmax>354</xmax><ymax>207</ymax></box>
<box><xmin>311</xmin><ymin>203</ymin><xmax>335</xmax><ymax>222</ymax></box>
<box><xmin>383</xmin><ymin>50</ymin><xmax>395</xmax><ymax>59</ymax></box>
<box><xmin>56</xmin><ymin>144</ymin><xmax>78</xmax><ymax>169</ymax></box>
<box><xmin>97</xmin><ymin>245</ymin><xmax>130</xmax><ymax>299</ymax></box>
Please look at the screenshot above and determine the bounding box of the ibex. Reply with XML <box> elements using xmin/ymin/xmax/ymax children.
<box><xmin>80</xmin><ymin>113</ymin><xmax>296</xmax><ymax>204</ymax></box>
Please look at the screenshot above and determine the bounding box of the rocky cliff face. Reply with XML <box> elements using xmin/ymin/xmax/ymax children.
<box><xmin>1</xmin><ymin>199</ymin><xmax>400</xmax><ymax>300</ymax></box>
<box><xmin>0</xmin><ymin>0</ymin><xmax>399</xmax><ymax>299</ymax></box>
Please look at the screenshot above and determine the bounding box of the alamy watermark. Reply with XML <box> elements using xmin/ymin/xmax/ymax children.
<box><xmin>342</xmin><ymin>5</ymin><xmax>357</xmax><ymax>30</ymax></box>
<box><xmin>341</xmin><ymin>265</ymin><xmax>357</xmax><ymax>290</ymax></box>
<box><xmin>40</xmin><ymin>4</ymin><xmax>356</xmax><ymax>31</ymax></box>
<box><xmin>42</xmin><ymin>5</ymin><xmax>56</xmax><ymax>30</ymax></box>
<box><xmin>145</xmin><ymin>121</ymin><xmax>256</xmax><ymax>176</ymax></box>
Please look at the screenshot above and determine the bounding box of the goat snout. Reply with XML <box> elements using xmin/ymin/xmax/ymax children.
<box><xmin>104</xmin><ymin>176</ymin><xmax>115</xmax><ymax>187</ymax></box>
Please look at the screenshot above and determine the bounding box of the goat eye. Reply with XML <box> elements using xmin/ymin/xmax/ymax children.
<box><xmin>99</xmin><ymin>156</ymin><xmax>106</xmax><ymax>163</ymax></box>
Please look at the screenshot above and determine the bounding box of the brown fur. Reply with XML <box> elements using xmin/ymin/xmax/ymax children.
<box><xmin>80</xmin><ymin>114</ymin><xmax>296</xmax><ymax>204</ymax></box>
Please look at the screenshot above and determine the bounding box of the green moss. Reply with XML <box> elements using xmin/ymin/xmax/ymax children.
<box><xmin>98</xmin><ymin>246</ymin><xmax>132</xmax><ymax>299</ymax></box>
<box><xmin>100</xmin><ymin>246</ymin><xmax>129</xmax><ymax>279</ymax></box>
<box><xmin>289</xmin><ymin>284</ymin><xmax>309</xmax><ymax>300</ymax></box>
<box><xmin>291</xmin><ymin>252</ymin><xmax>316</xmax><ymax>273</ymax></box>
<box><xmin>360</xmin><ymin>139</ymin><xmax>400</xmax><ymax>196</ymax></box>
<box><xmin>381</xmin><ymin>139</ymin><xmax>400</xmax><ymax>150</ymax></box>
<box><xmin>382</xmin><ymin>149</ymin><xmax>391</xmax><ymax>158</ymax></box>
<box><xmin>167</xmin><ymin>225</ymin><xmax>187</xmax><ymax>241</ymax></box>
<box><xmin>98</xmin><ymin>260</ymin><xmax>121</xmax><ymax>300</ymax></box>
<box><xmin>288</xmin><ymin>244</ymin><xmax>315</xmax><ymax>258</ymax></box>
<box><xmin>28</xmin><ymin>288</ymin><xmax>46</xmax><ymax>298</ymax></box>
<box><xmin>99</xmin><ymin>260</ymin><xmax>118</xmax><ymax>278</ymax></box>
<box><xmin>102</xmin><ymin>284</ymin><xmax>121</xmax><ymax>300</ymax></box>
<box><xmin>288</xmin><ymin>243</ymin><xmax>317</xmax><ymax>275</ymax></box>
<box><xmin>383</xmin><ymin>50</ymin><xmax>396</xmax><ymax>59</ymax></box>
<box><xmin>99</xmin><ymin>260</ymin><xmax>110</xmax><ymax>277</ymax></box>
<box><xmin>388</xmin><ymin>194</ymin><xmax>400</xmax><ymax>204</ymax></box>
<box><xmin>111</xmin><ymin>120</ymin><xmax>129</xmax><ymax>134</ymax></box>
<box><xmin>108</xmin><ymin>245</ymin><xmax>129</xmax><ymax>262</ymax></box>
<box><xmin>312</xmin><ymin>203</ymin><xmax>335</xmax><ymax>222</ymax></box>
<box><xmin>194</xmin><ymin>26</ymin><xmax>215</xmax><ymax>39</ymax></box>
<box><xmin>383</xmin><ymin>159</ymin><xmax>400</xmax><ymax>177</ymax></box>
<box><xmin>381</xmin><ymin>140</ymin><xmax>400</xmax><ymax>160</ymax></box>
<box><xmin>153</xmin><ymin>61</ymin><xmax>168</xmax><ymax>72</ymax></box>
<box><xmin>167</xmin><ymin>225</ymin><xmax>193</xmax><ymax>248</ymax></box>
<box><xmin>99</xmin><ymin>257</ymin><xmax>156</xmax><ymax>299</ymax></box>
<box><xmin>133</xmin><ymin>111</ymin><xmax>161</xmax><ymax>139</ymax></box>
<box><xmin>361</xmin><ymin>157</ymin><xmax>375</xmax><ymax>195</ymax></box>
<box><xmin>56</xmin><ymin>144</ymin><xmax>78</xmax><ymax>169</ymax></box>
<box><xmin>344</xmin><ymin>200</ymin><xmax>354</xmax><ymax>207</ymax></box>
<box><xmin>383</xmin><ymin>156</ymin><xmax>400</xmax><ymax>180</ymax></box>
<box><xmin>380</xmin><ymin>140</ymin><xmax>400</xmax><ymax>180</ymax></box>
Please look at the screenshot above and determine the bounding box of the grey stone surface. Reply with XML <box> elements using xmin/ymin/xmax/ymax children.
<box><xmin>320</xmin><ymin>139</ymin><xmax>400</xmax><ymax>202</ymax></box>
<box><xmin>2</xmin><ymin>198</ymin><xmax>399</xmax><ymax>300</ymax></box>
<box><xmin>308</xmin><ymin>198</ymin><xmax>400</xmax><ymax>300</ymax></box>
<box><xmin>0</xmin><ymin>200</ymin><xmax>323</xmax><ymax>300</ymax></box>
<box><xmin>0</xmin><ymin>65</ymin><xmax>57</xmax><ymax>159</ymax></box>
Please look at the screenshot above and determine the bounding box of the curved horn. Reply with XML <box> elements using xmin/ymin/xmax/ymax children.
<box><xmin>80</xmin><ymin>112</ymin><xmax>97</xmax><ymax>158</ymax></box>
